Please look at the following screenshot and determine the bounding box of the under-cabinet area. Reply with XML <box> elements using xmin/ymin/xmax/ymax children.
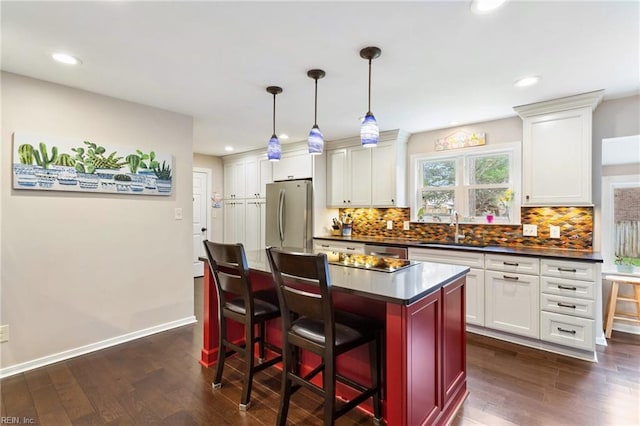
<box><xmin>408</xmin><ymin>246</ymin><xmax>602</xmax><ymax>360</ymax></box>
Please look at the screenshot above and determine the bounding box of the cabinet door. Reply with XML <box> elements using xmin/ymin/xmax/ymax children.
<box><xmin>442</xmin><ymin>278</ymin><xmax>466</xmax><ymax>412</ymax></box>
<box><xmin>223</xmin><ymin>161</ymin><xmax>246</xmax><ymax>199</ymax></box>
<box><xmin>485</xmin><ymin>271</ymin><xmax>540</xmax><ymax>338</ymax></box>
<box><xmin>348</xmin><ymin>146</ymin><xmax>372</xmax><ymax>206</ymax></box>
<box><xmin>244</xmin><ymin>157</ymin><xmax>259</xmax><ymax>198</ymax></box>
<box><xmin>258</xmin><ymin>158</ymin><xmax>272</xmax><ymax>198</ymax></box>
<box><xmin>244</xmin><ymin>201</ymin><xmax>262</xmax><ymax>251</ymax></box>
<box><xmin>327</xmin><ymin>149</ymin><xmax>348</xmax><ymax>207</ymax></box>
<box><xmin>223</xmin><ymin>163</ymin><xmax>234</xmax><ymax>199</ymax></box>
<box><xmin>223</xmin><ymin>201</ymin><xmax>245</xmax><ymax>243</ymax></box>
<box><xmin>522</xmin><ymin>107</ymin><xmax>592</xmax><ymax>204</ymax></box>
<box><xmin>371</xmin><ymin>142</ymin><xmax>396</xmax><ymax>206</ymax></box>
<box><xmin>272</xmin><ymin>150</ymin><xmax>312</xmax><ymax>181</ymax></box>
<box><xmin>464</xmin><ymin>268</ymin><xmax>485</xmax><ymax>327</ymax></box>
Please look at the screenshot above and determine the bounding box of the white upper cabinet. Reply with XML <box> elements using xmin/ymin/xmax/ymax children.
<box><xmin>272</xmin><ymin>149</ymin><xmax>313</xmax><ymax>181</ymax></box>
<box><xmin>514</xmin><ymin>90</ymin><xmax>603</xmax><ymax>205</ymax></box>
<box><xmin>223</xmin><ymin>160</ymin><xmax>246</xmax><ymax>199</ymax></box>
<box><xmin>326</xmin><ymin>130</ymin><xmax>409</xmax><ymax>208</ymax></box>
<box><xmin>224</xmin><ymin>153</ymin><xmax>272</xmax><ymax>200</ymax></box>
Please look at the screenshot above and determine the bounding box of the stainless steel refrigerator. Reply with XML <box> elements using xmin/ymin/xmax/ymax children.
<box><xmin>265</xmin><ymin>179</ymin><xmax>313</xmax><ymax>249</ymax></box>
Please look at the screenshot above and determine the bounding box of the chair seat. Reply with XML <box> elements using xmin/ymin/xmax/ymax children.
<box><xmin>291</xmin><ymin>317</ymin><xmax>363</xmax><ymax>347</ymax></box>
<box><xmin>225</xmin><ymin>297</ymin><xmax>279</xmax><ymax>317</ymax></box>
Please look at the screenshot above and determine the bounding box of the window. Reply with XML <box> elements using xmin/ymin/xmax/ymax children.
<box><xmin>602</xmin><ymin>175</ymin><xmax>640</xmax><ymax>272</ymax></box>
<box><xmin>412</xmin><ymin>143</ymin><xmax>520</xmax><ymax>224</ymax></box>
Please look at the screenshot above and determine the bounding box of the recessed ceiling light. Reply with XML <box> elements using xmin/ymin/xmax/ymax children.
<box><xmin>51</xmin><ymin>52</ymin><xmax>82</xmax><ymax>65</ymax></box>
<box><xmin>514</xmin><ymin>75</ymin><xmax>541</xmax><ymax>87</ymax></box>
<box><xmin>224</xmin><ymin>146</ymin><xmax>233</xmax><ymax>152</ymax></box>
<box><xmin>470</xmin><ymin>0</ymin><xmax>507</xmax><ymax>14</ymax></box>
<box><xmin>279</xmin><ymin>133</ymin><xmax>289</xmax><ymax>140</ymax></box>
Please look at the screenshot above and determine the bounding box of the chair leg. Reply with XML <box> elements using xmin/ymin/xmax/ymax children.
<box><xmin>258</xmin><ymin>321</ymin><xmax>266</xmax><ymax>363</ymax></box>
<box><xmin>369</xmin><ymin>335</ymin><xmax>382</xmax><ymax>423</ymax></box>
<box><xmin>323</xmin><ymin>355</ymin><xmax>336</xmax><ymax>426</ymax></box>
<box><xmin>213</xmin><ymin>316</ymin><xmax>226</xmax><ymax>389</ymax></box>
<box><xmin>239</xmin><ymin>321</ymin><xmax>255</xmax><ymax>410</ymax></box>
<box><xmin>605</xmin><ymin>281</ymin><xmax>619</xmax><ymax>338</ymax></box>
<box><xmin>276</xmin><ymin>339</ymin><xmax>293</xmax><ymax>426</ymax></box>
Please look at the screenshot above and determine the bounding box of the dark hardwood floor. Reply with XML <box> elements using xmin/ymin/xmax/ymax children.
<box><xmin>1</xmin><ymin>278</ymin><xmax>639</xmax><ymax>425</ymax></box>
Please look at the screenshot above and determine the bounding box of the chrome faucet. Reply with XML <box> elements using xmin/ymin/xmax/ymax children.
<box><xmin>450</xmin><ymin>211</ymin><xmax>464</xmax><ymax>244</ymax></box>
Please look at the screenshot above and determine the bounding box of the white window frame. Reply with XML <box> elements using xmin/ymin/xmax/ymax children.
<box><xmin>601</xmin><ymin>174</ymin><xmax>640</xmax><ymax>273</ymax></box>
<box><xmin>410</xmin><ymin>142</ymin><xmax>521</xmax><ymax>224</ymax></box>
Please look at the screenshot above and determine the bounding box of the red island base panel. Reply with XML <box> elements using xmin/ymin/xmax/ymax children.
<box><xmin>200</xmin><ymin>264</ymin><xmax>468</xmax><ymax>425</ymax></box>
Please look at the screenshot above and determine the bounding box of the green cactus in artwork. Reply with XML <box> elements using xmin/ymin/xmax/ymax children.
<box><xmin>55</xmin><ymin>154</ymin><xmax>76</xmax><ymax>167</ymax></box>
<box><xmin>126</xmin><ymin>154</ymin><xmax>142</xmax><ymax>174</ymax></box>
<box><xmin>18</xmin><ymin>144</ymin><xmax>35</xmax><ymax>165</ymax></box>
<box><xmin>153</xmin><ymin>160</ymin><xmax>172</xmax><ymax>181</ymax></box>
<box><xmin>33</xmin><ymin>142</ymin><xmax>59</xmax><ymax>169</ymax></box>
<box><xmin>136</xmin><ymin>150</ymin><xmax>159</xmax><ymax>170</ymax></box>
<box><xmin>82</xmin><ymin>141</ymin><xmax>126</xmax><ymax>169</ymax></box>
<box><xmin>71</xmin><ymin>146</ymin><xmax>95</xmax><ymax>174</ymax></box>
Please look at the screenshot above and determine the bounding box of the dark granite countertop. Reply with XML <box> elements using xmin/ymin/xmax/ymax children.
<box><xmin>314</xmin><ymin>235</ymin><xmax>603</xmax><ymax>262</ymax></box>
<box><xmin>202</xmin><ymin>249</ymin><xmax>470</xmax><ymax>305</ymax></box>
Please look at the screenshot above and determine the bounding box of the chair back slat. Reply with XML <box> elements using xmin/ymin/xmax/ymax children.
<box><xmin>203</xmin><ymin>241</ymin><xmax>251</xmax><ymax>300</ymax></box>
<box><xmin>266</xmin><ymin>247</ymin><xmax>332</xmax><ymax>323</ymax></box>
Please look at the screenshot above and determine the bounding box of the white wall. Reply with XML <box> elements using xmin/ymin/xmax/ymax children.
<box><xmin>1</xmin><ymin>72</ymin><xmax>195</xmax><ymax>374</ymax></box>
<box><xmin>193</xmin><ymin>153</ymin><xmax>224</xmax><ymax>242</ymax></box>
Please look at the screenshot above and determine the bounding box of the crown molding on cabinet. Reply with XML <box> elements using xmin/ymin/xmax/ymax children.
<box><xmin>513</xmin><ymin>90</ymin><xmax>604</xmax><ymax>117</ymax></box>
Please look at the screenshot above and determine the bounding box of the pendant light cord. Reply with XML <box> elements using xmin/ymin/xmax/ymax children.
<box><xmin>272</xmin><ymin>93</ymin><xmax>276</xmax><ymax>135</ymax></box>
<box><xmin>314</xmin><ymin>78</ymin><xmax>319</xmax><ymax>126</ymax></box>
<box><xmin>367</xmin><ymin>58</ymin><xmax>372</xmax><ymax>114</ymax></box>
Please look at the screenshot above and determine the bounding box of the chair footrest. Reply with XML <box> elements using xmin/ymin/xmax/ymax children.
<box><xmin>616</xmin><ymin>296</ymin><xmax>640</xmax><ymax>303</ymax></box>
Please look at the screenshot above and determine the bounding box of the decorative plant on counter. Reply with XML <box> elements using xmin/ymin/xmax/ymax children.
<box><xmin>615</xmin><ymin>255</ymin><xmax>634</xmax><ymax>273</ymax></box>
<box><xmin>18</xmin><ymin>144</ymin><xmax>35</xmax><ymax>165</ymax></box>
<box><xmin>33</xmin><ymin>142</ymin><xmax>59</xmax><ymax>169</ymax></box>
<box><xmin>153</xmin><ymin>160</ymin><xmax>172</xmax><ymax>181</ymax></box>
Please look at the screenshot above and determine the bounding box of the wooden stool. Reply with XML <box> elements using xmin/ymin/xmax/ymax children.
<box><xmin>604</xmin><ymin>275</ymin><xmax>640</xmax><ymax>338</ymax></box>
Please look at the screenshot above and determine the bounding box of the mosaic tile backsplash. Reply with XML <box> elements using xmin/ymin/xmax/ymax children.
<box><xmin>338</xmin><ymin>206</ymin><xmax>594</xmax><ymax>251</ymax></box>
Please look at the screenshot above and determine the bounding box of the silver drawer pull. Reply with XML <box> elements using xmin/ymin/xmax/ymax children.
<box><xmin>503</xmin><ymin>275</ymin><xmax>519</xmax><ymax>281</ymax></box>
<box><xmin>503</xmin><ymin>261</ymin><xmax>519</xmax><ymax>267</ymax></box>
<box><xmin>558</xmin><ymin>267</ymin><xmax>577</xmax><ymax>273</ymax></box>
<box><xmin>321</xmin><ymin>244</ymin><xmax>330</xmax><ymax>248</ymax></box>
<box><xmin>557</xmin><ymin>285</ymin><xmax>577</xmax><ymax>291</ymax></box>
<box><xmin>346</xmin><ymin>247</ymin><xmax>356</xmax><ymax>251</ymax></box>
<box><xmin>557</xmin><ymin>327</ymin><xmax>577</xmax><ymax>335</ymax></box>
<box><xmin>557</xmin><ymin>302</ymin><xmax>577</xmax><ymax>309</ymax></box>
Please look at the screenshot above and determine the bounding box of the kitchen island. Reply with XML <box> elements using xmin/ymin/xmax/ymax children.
<box><xmin>199</xmin><ymin>250</ymin><xmax>470</xmax><ymax>426</ymax></box>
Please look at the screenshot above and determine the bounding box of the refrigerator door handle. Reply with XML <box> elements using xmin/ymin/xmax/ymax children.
<box><xmin>278</xmin><ymin>188</ymin><xmax>285</xmax><ymax>243</ymax></box>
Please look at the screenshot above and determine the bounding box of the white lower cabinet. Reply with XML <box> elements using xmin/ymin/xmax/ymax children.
<box><xmin>485</xmin><ymin>270</ymin><xmax>540</xmax><ymax>339</ymax></box>
<box><xmin>408</xmin><ymin>248</ymin><xmax>485</xmax><ymax>327</ymax></box>
<box><xmin>539</xmin><ymin>259</ymin><xmax>596</xmax><ymax>352</ymax></box>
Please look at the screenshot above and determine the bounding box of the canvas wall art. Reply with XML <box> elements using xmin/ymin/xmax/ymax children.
<box><xmin>12</xmin><ymin>132</ymin><xmax>173</xmax><ymax>195</ymax></box>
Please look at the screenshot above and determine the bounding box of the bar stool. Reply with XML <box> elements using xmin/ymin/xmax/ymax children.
<box><xmin>604</xmin><ymin>274</ymin><xmax>640</xmax><ymax>338</ymax></box>
<box><xmin>266</xmin><ymin>247</ymin><xmax>383</xmax><ymax>426</ymax></box>
<box><xmin>203</xmin><ymin>241</ymin><xmax>282</xmax><ymax>410</ymax></box>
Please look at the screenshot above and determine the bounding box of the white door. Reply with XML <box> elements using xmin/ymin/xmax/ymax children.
<box><xmin>193</xmin><ymin>171</ymin><xmax>209</xmax><ymax>277</ymax></box>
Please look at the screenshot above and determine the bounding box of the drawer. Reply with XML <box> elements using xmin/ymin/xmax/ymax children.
<box><xmin>313</xmin><ymin>240</ymin><xmax>365</xmax><ymax>254</ymax></box>
<box><xmin>540</xmin><ymin>259</ymin><xmax>595</xmax><ymax>282</ymax></box>
<box><xmin>540</xmin><ymin>293</ymin><xmax>595</xmax><ymax>319</ymax></box>
<box><xmin>408</xmin><ymin>248</ymin><xmax>484</xmax><ymax>268</ymax></box>
<box><xmin>486</xmin><ymin>254</ymin><xmax>539</xmax><ymax>275</ymax></box>
<box><xmin>540</xmin><ymin>276</ymin><xmax>595</xmax><ymax>300</ymax></box>
<box><xmin>540</xmin><ymin>311</ymin><xmax>595</xmax><ymax>351</ymax></box>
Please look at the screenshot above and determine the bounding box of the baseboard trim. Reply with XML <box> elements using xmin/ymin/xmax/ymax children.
<box><xmin>613</xmin><ymin>323</ymin><xmax>640</xmax><ymax>336</ymax></box>
<box><xmin>0</xmin><ymin>316</ymin><xmax>197</xmax><ymax>379</ymax></box>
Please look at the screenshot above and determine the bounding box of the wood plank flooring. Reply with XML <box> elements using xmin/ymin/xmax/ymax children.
<box><xmin>1</xmin><ymin>278</ymin><xmax>638</xmax><ymax>425</ymax></box>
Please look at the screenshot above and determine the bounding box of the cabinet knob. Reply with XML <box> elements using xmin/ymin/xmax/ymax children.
<box><xmin>391</xmin><ymin>198</ymin><xmax>394</xmax><ymax>203</ymax></box>
<box><xmin>343</xmin><ymin>200</ymin><xmax>346</xmax><ymax>204</ymax></box>
<box><xmin>201</xmin><ymin>227</ymin><xmax>207</xmax><ymax>232</ymax></box>
<box><xmin>526</xmin><ymin>195</ymin><xmax>530</xmax><ymax>201</ymax></box>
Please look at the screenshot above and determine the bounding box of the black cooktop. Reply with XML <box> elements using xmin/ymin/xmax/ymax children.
<box><xmin>327</xmin><ymin>252</ymin><xmax>418</xmax><ymax>273</ymax></box>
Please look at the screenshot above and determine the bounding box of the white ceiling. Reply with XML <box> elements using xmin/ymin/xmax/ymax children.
<box><xmin>2</xmin><ymin>1</ymin><xmax>639</xmax><ymax>157</ymax></box>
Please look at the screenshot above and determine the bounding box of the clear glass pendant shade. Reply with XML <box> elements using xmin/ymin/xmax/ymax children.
<box><xmin>267</xmin><ymin>134</ymin><xmax>281</xmax><ymax>161</ymax></box>
<box><xmin>361</xmin><ymin>113</ymin><xmax>379</xmax><ymax>147</ymax></box>
<box><xmin>308</xmin><ymin>125</ymin><xmax>324</xmax><ymax>155</ymax></box>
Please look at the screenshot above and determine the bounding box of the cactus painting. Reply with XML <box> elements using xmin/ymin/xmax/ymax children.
<box><xmin>12</xmin><ymin>132</ymin><xmax>173</xmax><ymax>195</ymax></box>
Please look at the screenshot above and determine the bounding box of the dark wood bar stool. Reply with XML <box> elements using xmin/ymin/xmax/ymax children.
<box><xmin>203</xmin><ymin>241</ymin><xmax>282</xmax><ymax>410</ymax></box>
<box><xmin>266</xmin><ymin>247</ymin><xmax>383</xmax><ymax>426</ymax></box>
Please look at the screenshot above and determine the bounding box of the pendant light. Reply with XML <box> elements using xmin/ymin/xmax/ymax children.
<box><xmin>307</xmin><ymin>69</ymin><xmax>326</xmax><ymax>155</ymax></box>
<box><xmin>360</xmin><ymin>46</ymin><xmax>381</xmax><ymax>148</ymax></box>
<box><xmin>266</xmin><ymin>86</ymin><xmax>283</xmax><ymax>161</ymax></box>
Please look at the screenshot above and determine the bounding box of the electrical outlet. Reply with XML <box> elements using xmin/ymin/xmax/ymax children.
<box><xmin>523</xmin><ymin>224</ymin><xmax>537</xmax><ymax>237</ymax></box>
<box><xmin>0</xmin><ymin>325</ymin><xmax>9</xmax><ymax>343</ymax></box>
<box><xmin>386</xmin><ymin>220</ymin><xmax>393</xmax><ymax>230</ymax></box>
<box><xmin>550</xmin><ymin>225</ymin><xmax>560</xmax><ymax>239</ymax></box>
<box><xmin>403</xmin><ymin>221</ymin><xmax>410</xmax><ymax>230</ymax></box>
<box><xmin>174</xmin><ymin>207</ymin><xmax>183</xmax><ymax>220</ymax></box>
